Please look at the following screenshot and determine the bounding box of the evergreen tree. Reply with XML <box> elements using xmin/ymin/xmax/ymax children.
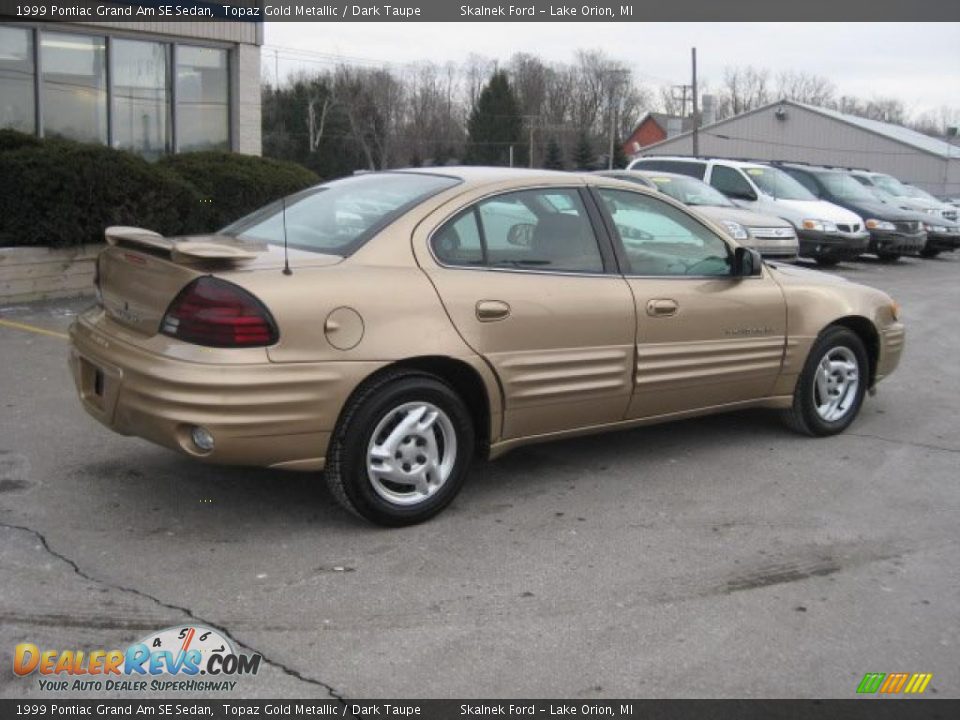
<box><xmin>466</xmin><ymin>70</ymin><xmax>524</xmax><ymax>166</ymax></box>
<box><xmin>612</xmin><ymin>140</ymin><xmax>629</xmax><ymax>169</ymax></box>
<box><xmin>573</xmin><ymin>131</ymin><xmax>594</xmax><ymax>170</ymax></box>
<box><xmin>543</xmin><ymin>137</ymin><xmax>564</xmax><ymax>170</ymax></box>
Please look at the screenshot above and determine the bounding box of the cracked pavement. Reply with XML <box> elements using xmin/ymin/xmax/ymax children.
<box><xmin>1</xmin><ymin>256</ymin><xmax>959</xmax><ymax>699</ymax></box>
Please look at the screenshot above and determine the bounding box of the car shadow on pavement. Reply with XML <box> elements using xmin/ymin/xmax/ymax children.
<box><xmin>65</xmin><ymin>408</ymin><xmax>790</xmax><ymax>532</ymax></box>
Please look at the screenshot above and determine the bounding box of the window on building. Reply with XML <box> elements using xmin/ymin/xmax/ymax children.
<box><xmin>112</xmin><ymin>39</ymin><xmax>170</xmax><ymax>158</ymax></box>
<box><xmin>42</xmin><ymin>32</ymin><xmax>107</xmax><ymax>143</ymax></box>
<box><xmin>176</xmin><ymin>46</ymin><xmax>229</xmax><ymax>151</ymax></box>
<box><xmin>0</xmin><ymin>26</ymin><xmax>35</xmax><ymax>134</ymax></box>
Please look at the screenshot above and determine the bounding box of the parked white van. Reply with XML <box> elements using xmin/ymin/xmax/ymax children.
<box><xmin>627</xmin><ymin>157</ymin><xmax>870</xmax><ymax>265</ymax></box>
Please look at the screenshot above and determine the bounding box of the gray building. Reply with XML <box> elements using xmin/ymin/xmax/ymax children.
<box><xmin>0</xmin><ymin>19</ymin><xmax>262</xmax><ymax>156</ymax></box>
<box><xmin>634</xmin><ymin>99</ymin><xmax>960</xmax><ymax>197</ymax></box>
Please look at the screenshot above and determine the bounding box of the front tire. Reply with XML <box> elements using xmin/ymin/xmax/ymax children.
<box><xmin>877</xmin><ymin>252</ymin><xmax>901</xmax><ymax>263</ymax></box>
<box><xmin>325</xmin><ymin>370</ymin><xmax>475</xmax><ymax>526</ymax></box>
<box><xmin>781</xmin><ymin>326</ymin><xmax>869</xmax><ymax>436</ymax></box>
<box><xmin>814</xmin><ymin>256</ymin><xmax>840</xmax><ymax>267</ymax></box>
<box><xmin>919</xmin><ymin>247</ymin><xmax>940</xmax><ymax>258</ymax></box>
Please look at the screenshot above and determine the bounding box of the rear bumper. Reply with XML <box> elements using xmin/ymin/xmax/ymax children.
<box><xmin>868</xmin><ymin>230</ymin><xmax>926</xmax><ymax>255</ymax></box>
<box><xmin>68</xmin><ymin>308</ymin><xmax>386</xmax><ymax>471</ymax></box>
<box><xmin>797</xmin><ymin>229</ymin><xmax>870</xmax><ymax>260</ymax></box>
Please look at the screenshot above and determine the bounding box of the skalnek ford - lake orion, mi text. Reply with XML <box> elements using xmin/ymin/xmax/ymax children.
<box><xmin>461</xmin><ymin>4</ymin><xmax>633</xmax><ymax>16</ymax></box>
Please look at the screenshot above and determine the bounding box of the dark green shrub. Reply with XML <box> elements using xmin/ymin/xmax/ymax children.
<box><xmin>0</xmin><ymin>129</ymin><xmax>42</xmax><ymax>153</ymax></box>
<box><xmin>0</xmin><ymin>140</ymin><xmax>203</xmax><ymax>248</ymax></box>
<box><xmin>158</xmin><ymin>152</ymin><xmax>319</xmax><ymax>230</ymax></box>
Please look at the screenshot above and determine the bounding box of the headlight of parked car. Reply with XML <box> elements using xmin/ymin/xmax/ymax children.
<box><xmin>802</xmin><ymin>219</ymin><xmax>838</xmax><ymax>233</ymax></box>
<box><xmin>719</xmin><ymin>220</ymin><xmax>749</xmax><ymax>240</ymax></box>
<box><xmin>865</xmin><ymin>219</ymin><xmax>897</xmax><ymax>231</ymax></box>
<box><xmin>923</xmin><ymin>223</ymin><xmax>948</xmax><ymax>233</ymax></box>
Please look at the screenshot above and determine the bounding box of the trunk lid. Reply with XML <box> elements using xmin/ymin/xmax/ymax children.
<box><xmin>98</xmin><ymin>227</ymin><xmax>342</xmax><ymax>335</ymax></box>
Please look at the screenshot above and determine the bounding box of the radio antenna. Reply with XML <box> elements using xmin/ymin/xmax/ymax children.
<box><xmin>281</xmin><ymin>195</ymin><xmax>292</xmax><ymax>276</ymax></box>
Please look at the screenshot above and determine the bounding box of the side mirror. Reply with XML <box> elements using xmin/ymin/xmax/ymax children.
<box><xmin>733</xmin><ymin>246</ymin><xmax>763</xmax><ymax>277</ymax></box>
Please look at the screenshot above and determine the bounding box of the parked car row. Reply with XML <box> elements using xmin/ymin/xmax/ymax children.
<box><xmin>621</xmin><ymin>156</ymin><xmax>960</xmax><ymax>265</ymax></box>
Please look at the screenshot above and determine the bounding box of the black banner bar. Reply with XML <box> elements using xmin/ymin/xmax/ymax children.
<box><xmin>0</xmin><ymin>700</ymin><xmax>958</xmax><ymax>719</ymax></box>
<box><xmin>1</xmin><ymin>0</ymin><xmax>960</xmax><ymax>22</ymax></box>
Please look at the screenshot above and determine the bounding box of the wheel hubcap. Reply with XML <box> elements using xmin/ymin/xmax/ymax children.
<box><xmin>366</xmin><ymin>402</ymin><xmax>457</xmax><ymax>506</ymax></box>
<box><xmin>813</xmin><ymin>346</ymin><xmax>860</xmax><ymax>422</ymax></box>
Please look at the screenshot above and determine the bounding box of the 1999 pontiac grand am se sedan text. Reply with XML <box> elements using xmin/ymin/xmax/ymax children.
<box><xmin>69</xmin><ymin>168</ymin><xmax>904</xmax><ymax>525</ymax></box>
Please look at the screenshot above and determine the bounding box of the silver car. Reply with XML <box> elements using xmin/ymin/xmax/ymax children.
<box><xmin>597</xmin><ymin>170</ymin><xmax>799</xmax><ymax>259</ymax></box>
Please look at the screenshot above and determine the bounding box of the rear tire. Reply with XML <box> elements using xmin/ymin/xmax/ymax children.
<box><xmin>781</xmin><ymin>326</ymin><xmax>869</xmax><ymax>437</ymax></box>
<box><xmin>814</xmin><ymin>256</ymin><xmax>840</xmax><ymax>267</ymax></box>
<box><xmin>325</xmin><ymin>370</ymin><xmax>475</xmax><ymax>526</ymax></box>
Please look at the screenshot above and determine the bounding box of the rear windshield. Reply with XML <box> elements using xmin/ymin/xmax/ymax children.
<box><xmin>221</xmin><ymin>172</ymin><xmax>461</xmax><ymax>255</ymax></box>
<box><xmin>647</xmin><ymin>175</ymin><xmax>734</xmax><ymax>207</ymax></box>
<box><xmin>743</xmin><ymin>166</ymin><xmax>816</xmax><ymax>201</ymax></box>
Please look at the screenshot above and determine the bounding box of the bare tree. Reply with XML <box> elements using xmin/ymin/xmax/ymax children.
<box><xmin>776</xmin><ymin>71</ymin><xmax>835</xmax><ymax>107</ymax></box>
<box><xmin>716</xmin><ymin>66</ymin><xmax>771</xmax><ymax>119</ymax></box>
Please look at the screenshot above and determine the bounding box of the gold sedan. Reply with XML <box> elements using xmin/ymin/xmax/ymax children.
<box><xmin>69</xmin><ymin>168</ymin><xmax>904</xmax><ymax>525</ymax></box>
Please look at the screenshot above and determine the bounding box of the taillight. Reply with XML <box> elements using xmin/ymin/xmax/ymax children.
<box><xmin>161</xmin><ymin>277</ymin><xmax>278</xmax><ymax>348</ymax></box>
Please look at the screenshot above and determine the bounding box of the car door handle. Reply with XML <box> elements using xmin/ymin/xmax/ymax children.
<box><xmin>476</xmin><ymin>300</ymin><xmax>511</xmax><ymax>322</ymax></box>
<box><xmin>646</xmin><ymin>299</ymin><xmax>678</xmax><ymax>317</ymax></box>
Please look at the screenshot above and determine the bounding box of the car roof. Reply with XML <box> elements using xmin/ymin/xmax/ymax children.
<box><xmin>633</xmin><ymin>156</ymin><xmax>765</xmax><ymax>167</ymax></box>
<box><xmin>634</xmin><ymin>170</ymin><xmax>700</xmax><ymax>181</ymax></box>
<box><xmin>777</xmin><ymin>163</ymin><xmax>847</xmax><ymax>176</ymax></box>
<box><xmin>390</xmin><ymin>166</ymin><xmax>595</xmax><ymax>185</ymax></box>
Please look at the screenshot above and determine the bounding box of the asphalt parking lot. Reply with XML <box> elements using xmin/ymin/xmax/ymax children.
<box><xmin>1</xmin><ymin>254</ymin><xmax>958</xmax><ymax>701</ymax></box>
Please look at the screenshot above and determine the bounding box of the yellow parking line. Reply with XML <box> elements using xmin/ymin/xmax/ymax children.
<box><xmin>0</xmin><ymin>318</ymin><xmax>69</xmax><ymax>340</ymax></box>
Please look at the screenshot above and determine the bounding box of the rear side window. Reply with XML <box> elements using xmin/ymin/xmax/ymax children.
<box><xmin>432</xmin><ymin>188</ymin><xmax>604</xmax><ymax>273</ymax></box>
<box><xmin>710</xmin><ymin>166</ymin><xmax>755</xmax><ymax>198</ymax></box>
<box><xmin>223</xmin><ymin>172</ymin><xmax>461</xmax><ymax>256</ymax></box>
<box><xmin>632</xmin><ymin>159</ymin><xmax>706</xmax><ymax>179</ymax></box>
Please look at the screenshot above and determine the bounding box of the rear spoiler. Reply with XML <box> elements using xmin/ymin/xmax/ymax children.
<box><xmin>105</xmin><ymin>226</ymin><xmax>266</xmax><ymax>263</ymax></box>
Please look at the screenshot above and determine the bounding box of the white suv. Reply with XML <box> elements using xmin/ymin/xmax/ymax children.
<box><xmin>627</xmin><ymin>157</ymin><xmax>870</xmax><ymax>265</ymax></box>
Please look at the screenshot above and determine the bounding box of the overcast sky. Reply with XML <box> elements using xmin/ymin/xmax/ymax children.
<box><xmin>265</xmin><ymin>22</ymin><xmax>960</xmax><ymax>118</ymax></box>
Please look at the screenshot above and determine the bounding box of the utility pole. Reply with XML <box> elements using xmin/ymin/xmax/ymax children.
<box><xmin>608</xmin><ymin>69</ymin><xmax>628</xmax><ymax>169</ymax></box>
<box><xmin>691</xmin><ymin>47</ymin><xmax>699</xmax><ymax>156</ymax></box>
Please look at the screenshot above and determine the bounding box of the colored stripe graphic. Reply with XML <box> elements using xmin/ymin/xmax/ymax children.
<box><xmin>857</xmin><ymin>673</ymin><xmax>885</xmax><ymax>694</ymax></box>
<box><xmin>904</xmin><ymin>673</ymin><xmax>933</xmax><ymax>694</ymax></box>
<box><xmin>858</xmin><ymin>672</ymin><xmax>933</xmax><ymax>694</ymax></box>
<box><xmin>880</xmin><ymin>673</ymin><xmax>909</xmax><ymax>693</ymax></box>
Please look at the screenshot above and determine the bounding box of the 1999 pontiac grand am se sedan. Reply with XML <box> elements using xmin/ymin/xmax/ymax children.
<box><xmin>69</xmin><ymin>168</ymin><xmax>905</xmax><ymax>525</ymax></box>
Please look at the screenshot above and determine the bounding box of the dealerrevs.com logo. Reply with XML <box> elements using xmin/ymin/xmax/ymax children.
<box><xmin>14</xmin><ymin>625</ymin><xmax>261</xmax><ymax>692</ymax></box>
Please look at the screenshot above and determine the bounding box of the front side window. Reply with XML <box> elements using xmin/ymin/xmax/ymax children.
<box><xmin>432</xmin><ymin>188</ymin><xmax>604</xmax><ymax>273</ymax></box>
<box><xmin>598</xmin><ymin>189</ymin><xmax>731</xmax><ymax>277</ymax></box>
<box><xmin>709</xmin><ymin>166</ymin><xmax>756</xmax><ymax>199</ymax></box>
<box><xmin>0</xmin><ymin>26</ymin><xmax>35</xmax><ymax>134</ymax></box>
<box><xmin>113</xmin><ymin>39</ymin><xmax>170</xmax><ymax>158</ymax></box>
<box><xmin>223</xmin><ymin>173</ymin><xmax>461</xmax><ymax>256</ymax></box>
<box><xmin>176</xmin><ymin>46</ymin><xmax>228</xmax><ymax>151</ymax></box>
<box><xmin>42</xmin><ymin>32</ymin><xmax>107</xmax><ymax>143</ymax></box>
